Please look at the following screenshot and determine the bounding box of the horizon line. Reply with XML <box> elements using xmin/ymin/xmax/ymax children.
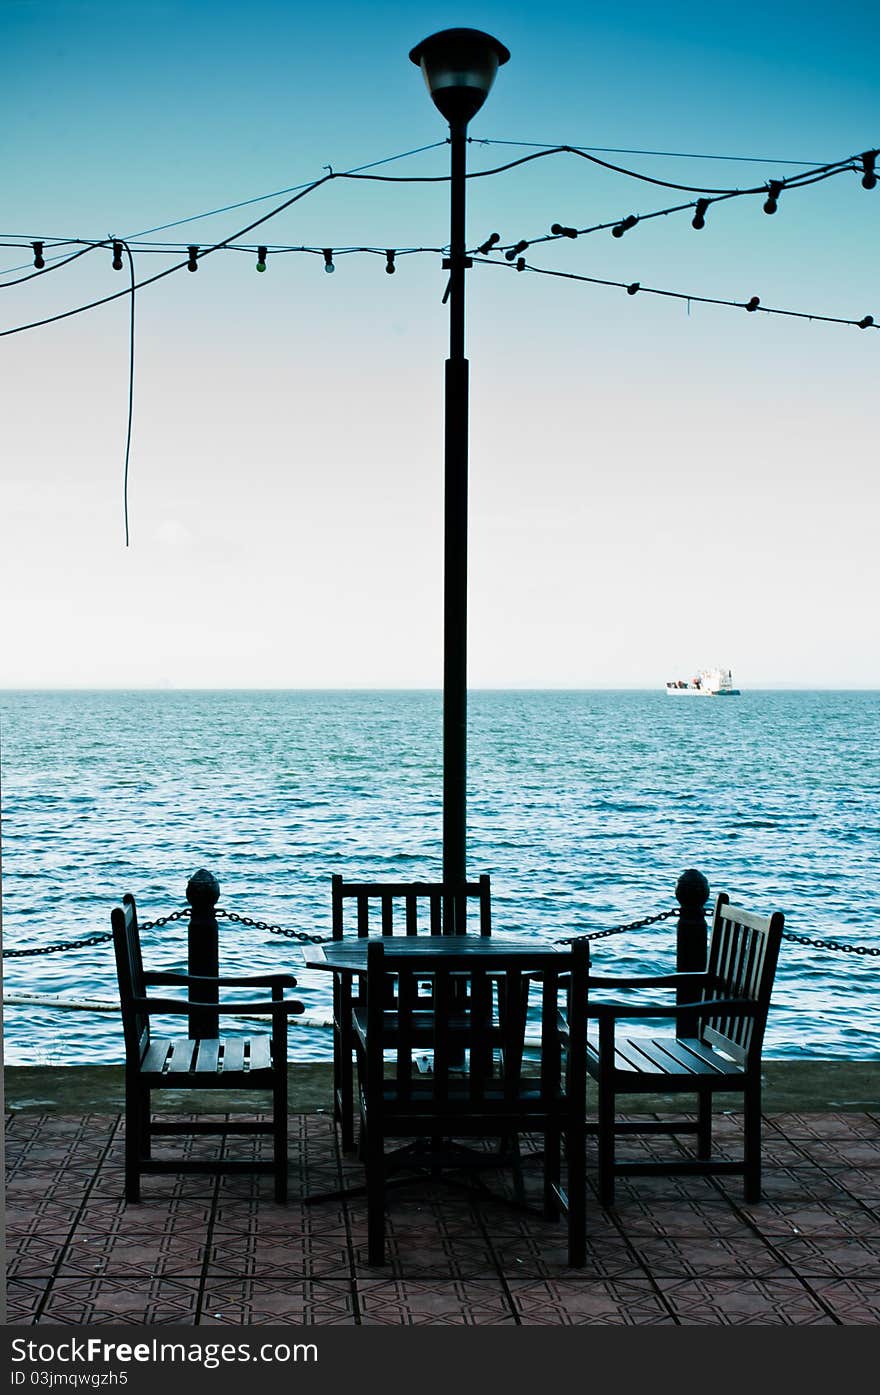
<box><xmin>1</xmin><ymin>685</ymin><xmax>879</xmax><ymax>694</ymax></box>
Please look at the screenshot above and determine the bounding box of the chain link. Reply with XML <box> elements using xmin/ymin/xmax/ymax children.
<box><xmin>2</xmin><ymin>907</ymin><xmax>192</xmax><ymax>958</ymax></box>
<box><xmin>556</xmin><ymin>906</ymin><xmax>678</xmax><ymax>944</ymax></box>
<box><xmin>6</xmin><ymin>902</ymin><xmax>877</xmax><ymax>958</ymax></box>
<box><xmin>782</xmin><ymin>930</ymin><xmax>880</xmax><ymax>957</ymax></box>
<box><xmin>3</xmin><ymin>932</ymin><xmax>115</xmax><ymax>958</ymax></box>
<box><xmin>138</xmin><ymin>908</ymin><xmax>191</xmax><ymax>932</ymax></box>
<box><xmin>215</xmin><ymin>907</ymin><xmax>331</xmax><ymax>945</ymax></box>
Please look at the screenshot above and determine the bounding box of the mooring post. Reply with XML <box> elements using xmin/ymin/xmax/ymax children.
<box><xmin>186</xmin><ymin>869</ymin><xmax>220</xmax><ymax>1039</ymax></box>
<box><xmin>675</xmin><ymin>868</ymin><xmax>710</xmax><ymax>1038</ymax></box>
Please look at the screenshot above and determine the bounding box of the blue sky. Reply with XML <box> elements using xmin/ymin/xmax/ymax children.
<box><xmin>2</xmin><ymin>0</ymin><xmax>878</xmax><ymax>686</ymax></box>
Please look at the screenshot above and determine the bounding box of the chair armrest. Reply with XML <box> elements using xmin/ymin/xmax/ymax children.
<box><xmin>132</xmin><ymin>996</ymin><xmax>305</xmax><ymax>1015</ymax></box>
<box><xmin>143</xmin><ymin>972</ymin><xmax>299</xmax><ymax>988</ymax></box>
<box><xmin>557</xmin><ymin>998</ymin><xmax>758</xmax><ymax>1041</ymax></box>
<box><xmin>588</xmin><ymin>998</ymin><xmax>759</xmax><ymax>1021</ymax></box>
<box><xmin>586</xmin><ymin>972</ymin><xmax>712</xmax><ymax>990</ymax></box>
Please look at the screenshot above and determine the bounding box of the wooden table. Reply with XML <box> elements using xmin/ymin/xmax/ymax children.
<box><xmin>302</xmin><ymin>935</ymin><xmax>559</xmax><ymax>973</ymax></box>
<box><xmin>301</xmin><ymin>935</ymin><xmax>563</xmax><ymax>1206</ymax></box>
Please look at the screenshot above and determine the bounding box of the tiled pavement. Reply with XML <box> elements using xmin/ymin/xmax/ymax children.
<box><xmin>5</xmin><ymin>1109</ymin><xmax>880</xmax><ymax>1325</ymax></box>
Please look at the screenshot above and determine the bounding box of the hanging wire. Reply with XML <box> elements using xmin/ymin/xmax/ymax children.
<box><xmin>491</xmin><ymin>158</ymin><xmax>867</xmax><ymax>257</ymax></box>
<box><xmin>0</xmin><ymin>241</ymin><xmax>105</xmax><ymax>290</ymax></box>
<box><xmin>116</xmin><ymin>238</ymin><xmax>136</xmax><ymax>547</ymax></box>
<box><xmin>126</xmin><ymin>139</ymin><xmax>449</xmax><ymax>239</ymax></box>
<box><xmin>470</xmin><ymin>137</ymin><xmax>834</xmax><ymax>167</ymax></box>
<box><xmin>340</xmin><ymin>144</ymin><xmax>863</xmax><ymax>195</ymax></box>
<box><xmin>0</xmin><ymin>173</ymin><xmax>335</xmax><ymax>339</ymax></box>
<box><xmin>2</xmin><ymin>142</ymin><xmax>869</xmax><ymax>285</ymax></box>
<box><xmin>0</xmin><ymin>138</ymin><xmax>450</xmax><ymax>278</ymax></box>
<box><xmin>475</xmin><ymin>254</ymin><xmax>878</xmax><ymax>331</ymax></box>
<box><xmin>0</xmin><ymin>142</ymin><xmax>874</xmax><ymax>339</ymax></box>
<box><xmin>0</xmin><ymin>155</ymin><xmax>864</xmax><ymax>275</ymax></box>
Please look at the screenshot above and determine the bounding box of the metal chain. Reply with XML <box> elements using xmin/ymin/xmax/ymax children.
<box><xmin>3</xmin><ymin>932</ymin><xmax>115</xmax><ymax>958</ymax></box>
<box><xmin>781</xmin><ymin>930</ymin><xmax>880</xmax><ymax>957</ymax></box>
<box><xmin>556</xmin><ymin>906</ymin><xmax>678</xmax><ymax>944</ymax></box>
<box><xmin>215</xmin><ymin>907</ymin><xmax>331</xmax><ymax>945</ymax></box>
<box><xmin>6</xmin><ymin>902</ymin><xmax>877</xmax><ymax>957</ymax></box>
<box><xmin>138</xmin><ymin>908</ymin><xmax>191</xmax><ymax>932</ymax></box>
<box><xmin>2</xmin><ymin>907</ymin><xmax>191</xmax><ymax>958</ymax></box>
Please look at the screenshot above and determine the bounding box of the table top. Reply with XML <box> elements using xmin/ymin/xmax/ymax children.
<box><xmin>302</xmin><ymin>936</ymin><xmax>560</xmax><ymax>972</ymax></box>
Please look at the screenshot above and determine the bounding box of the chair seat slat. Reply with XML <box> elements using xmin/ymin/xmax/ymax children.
<box><xmin>194</xmin><ymin>1038</ymin><xmax>220</xmax><ymax>1073</ymax></box>
<box><xmin>140</xmin><ymin>1041</ymin><xmax>172</xmax><ymax>1074</ymax></box>
<box><xmin>247</xmin><ymin>1035</ymin><xmax>272</xmax><ymax>1073</ymax></box>
<box><xmin>165</xmin><ymin>1038</ymin><xmax>198</xmax><ymax>1073</ymax></box>
<box><xmin>221</xmin><ymin>1039</ymin><xmax>245</xmax><ymax>1073</ymax></box>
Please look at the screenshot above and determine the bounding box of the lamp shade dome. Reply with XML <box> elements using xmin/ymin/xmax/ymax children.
<box><xmin>409</xmin><ymin>28</ymin><xmax>509</xmax><ymax>124</ymax></box>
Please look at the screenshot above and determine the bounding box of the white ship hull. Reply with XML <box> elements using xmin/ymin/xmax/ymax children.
<box><xmin>665</xmin><ymin>667</ymin><xmax>740</xmax><ymax>696</ymax></box>
<box><xmin>665</xmin><ymin>686</ymin><xmax>740</xmax><ymax>696</ymax></box>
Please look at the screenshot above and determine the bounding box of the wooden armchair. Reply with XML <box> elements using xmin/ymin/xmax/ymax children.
<box><xmin>354</xmin><ymin>938</ymin><xmax>589</xmax><ymax>1266</ymax></box>
<box><xmin>330</xmin><ymin>874</ymin><xmax>491</xmax><ymax>1150</ymax></box>
<box><xmin>578</xmin><ymin>894</ymin><xmax>784</xmax><ymax>1205</ymax></box>
<box><xmin>112</xmin><ymin>893</ymin><xmax>304</xmax><ymax>1203</ymax></box>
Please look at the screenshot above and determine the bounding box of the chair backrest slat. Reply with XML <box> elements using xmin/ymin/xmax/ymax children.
<box><xmin>331</xmin><ymin>875</ymin><xmax>492</xmax><ymax>940</ymax></box>
<box><xmin>701</xmin><ymin>894</ymin><xmax>783</xmax><ymax>1066</ymax></box>
<box><xmin>112</xmin><ymin>894</ymin><xmax>150</xmax><ymax>1062</ymax></box>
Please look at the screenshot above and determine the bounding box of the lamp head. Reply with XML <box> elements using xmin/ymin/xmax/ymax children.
<box><xmin>409</xmin><ymin>27</ymin><xmax>509</xmax><ymax>125</ymax></box>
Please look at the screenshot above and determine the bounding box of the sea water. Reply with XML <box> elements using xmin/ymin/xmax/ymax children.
<box><xmin>1</xmin><ymin>688</ymin><xmax>878</xmax><ymax>1063</ymax></box>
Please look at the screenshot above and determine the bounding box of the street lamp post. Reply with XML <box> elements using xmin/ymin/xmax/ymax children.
<box><xmin>409</xmin><ymin>28</ymin><xmax>509</xmax><ymax>931</ymax></box>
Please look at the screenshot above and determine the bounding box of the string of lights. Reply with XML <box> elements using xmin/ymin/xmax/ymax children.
<box><xmin>1</xmin><ymin>131</ymin><xmax>845</xmax><ymax>278</ymax></box>
<box><xmin>475</xmin><ymin>254</ymin><xmax>877</xmax><ymax>331</ymax></box>
<box><xmin>3</xmin><ymin>142</ymin><xmax>872</xmax><ymax>295</ymax></box>
<box><xmin>489</xmin><ymin>151</ymin><xmax>875</xmax><ymax>258</ymax></box>
<box><xmin>0</xmin><ymin>241</ymin><xmax>105</xmax><ymax>289</ymax></box>
<box><xmin>3</xmin><ymin>135</ymin><xmax>874</xmax><ymax>547</ymax></box>
<box><xmin>0</xmin><ymin>139</ymin><xmax>450</xmax><ymax>278</ymax></box>
<box><xmin>0</xmin><ymin>173</ymin><xmax>338</xmax><ymax>337</ymax></box>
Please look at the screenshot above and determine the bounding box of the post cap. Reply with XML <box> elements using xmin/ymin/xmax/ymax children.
<box><xmin>186</xmin><ymin>869</ymin><xmax>220</xmax><ymax>907</ymax></box>
<box><xmin>675</xmin><ymin>868</ymin><xmax>710</xmax><ymax>909</ymax></box>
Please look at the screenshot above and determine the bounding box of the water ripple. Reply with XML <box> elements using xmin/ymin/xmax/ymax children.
<box><xmin>1</xmin><ymin>688</ymin><xmax>878</xmax><ymax>1063</ymax></box>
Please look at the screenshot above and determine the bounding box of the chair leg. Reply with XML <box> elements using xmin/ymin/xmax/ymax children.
<box><xmin>743</xmin><ymin>1083</ymin><xmax>762</xmax><ymax>1202</ymax></box>
<box><xmin>597</xmin><ymin>1076</ymin><xmax>616</xmax><ymax>1208</ymax></box>
<box><xmin>125</xmin><ymin>1080</ymin><xmax>143</xmax><ymax>1203</ymax></box>
<box><xmin>339</xmin><ymin>1045</ymin><xmax>355</xmax><ymax>1154</ymax></box>
<box><xmin>273</xmin><ymin>1062</ymin><xmax>288</xmax><ymax>1205</ymax></box>
<box><xmin>564</xmin><ymin>1119</ymin><xmax>586</xmax><ymax>1268</ymax></box>
<box><xmin>139</xmin><ymin>1094</ymin><xmax>152</xmax><ymax>1160</ymax></box>
<box><xmin>365</xmin><ymin>1128</ymin><xmax>385</xmax><ymax>1266</ymax></box>
<box><xmin>543</xmin><ymin>1126</ymin><xmax>561</xmax><ymax>1220</ymax></box>
<box><xmin>697</xmin><ymin>1090</ymin><xmax>712</xmax><ymax>1160</ymax></box>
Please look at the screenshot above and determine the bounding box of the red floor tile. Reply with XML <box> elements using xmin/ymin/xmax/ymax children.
<box><xmin>36</xmin><ymin>1277</ymin><xmax>201</xmax><ymax>1325</ymax></box>
<box><xmin>357</xmin><ymin>1277</ymin><xmax>515</xmax><ymax>1325</ymax></box>
<box><xmin>6</xmin><ymin>1109</ymin><xmax>880</xmax><ymax>1327</ymax></box>
<box><xmin>653</xmin><ymin>1276</ymin><xmax>836</xmax><ymax>1324</ymax></box>
<box><xmin>199</xmin><ymin>1278</ymin><xmax>356</xmax><ymax>1324</ymax></box>
<box><xmin>507</xmin><ymin>1278</ymin><xmax>674</xmax><ymax>1325</ymax></box>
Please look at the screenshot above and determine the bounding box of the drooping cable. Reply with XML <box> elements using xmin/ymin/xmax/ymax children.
<box><xmin>125</xmin><ymin>140</ymin><xmax>449</xmax><ymax>239</ymax></box>
<box><xmin>0</xmin><ymin>174</ymin><xmax>335</xmax><ymax>338</ymax></box>
<box><xmin>470</xmin><ymin>137</ymin><xmax>834</xmax><ymax>167</ymax></box>
<box><xmin>0</xmin><ymin>241</ymin><xmax>105</xmax><ymax>290</ymax></box>
<box><xmin>116</xmin><ymin>238</ymin><xmax>136</xmax><ymax>547</ymax></box>
<box><xmin>474</xmin><ymin>255</ymin><xmax>878</xmax><ymax>331</ymax></box>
